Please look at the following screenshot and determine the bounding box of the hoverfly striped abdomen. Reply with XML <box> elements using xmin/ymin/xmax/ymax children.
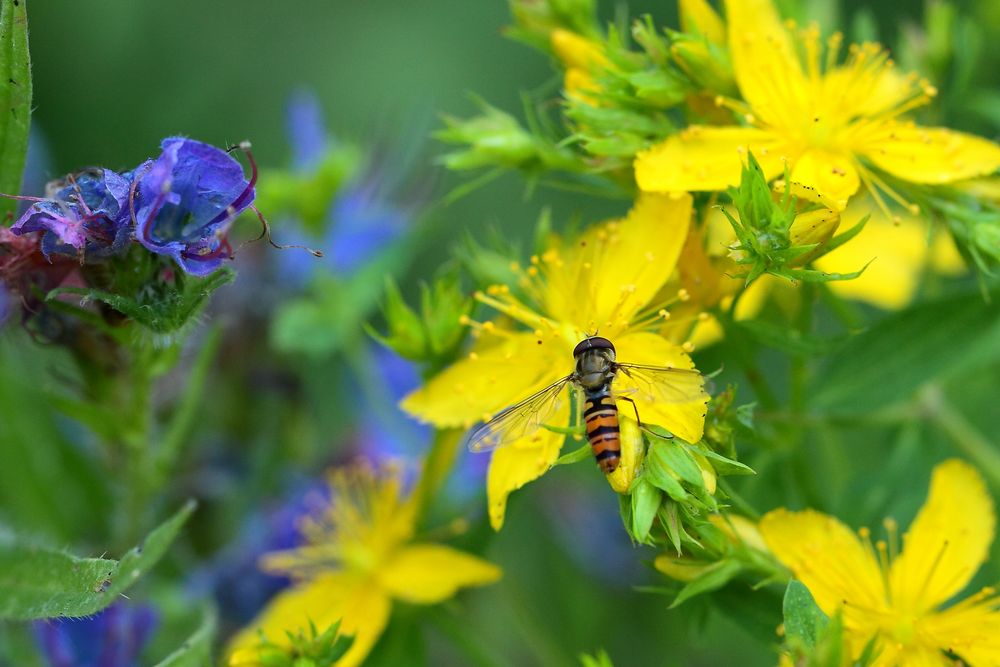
<box><xmin>583</xmin><ymin>389</ymin><xmax>621</xmax><ymax>473</ymax></box>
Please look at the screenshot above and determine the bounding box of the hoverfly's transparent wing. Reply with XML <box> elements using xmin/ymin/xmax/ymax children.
<box><xmin>614</xmin><ymin>363</ymin><xmax>709</xmax><ymax>406</ymax></box>
<box><xmin>465</xmin><ymin>375</ymin><xmax>574</xmax><ymax>453</ymax></box>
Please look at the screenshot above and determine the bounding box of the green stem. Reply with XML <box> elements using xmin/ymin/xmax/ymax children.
<box><xmin>920</xmin><ymin>385</ymin><xmax>1000</xmax><ymax>488</ymax></box>
<box><xmin>412</xmin><ymin>428</ymin><xmax>464</xmax><ymax>523</ymax></box>
<box><xmin>116</xmin><ymin>344</ymin><xmax>157</xmax><ymax>549</ymax></box>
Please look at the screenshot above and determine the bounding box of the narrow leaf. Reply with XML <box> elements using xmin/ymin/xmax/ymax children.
<box><xmin>153</xmin><ymin>604</ymin><xmax>217</xmax><ymax>667</ymax></box>
<box><xmin>0</xmin><ymin>0</ymin><xmax>31</xmax><ymax>218</ymax></box>
<box><xmin>782</xmin><ymin>579</ymin><xmax>829</xmax><ymax>648</ymax></box>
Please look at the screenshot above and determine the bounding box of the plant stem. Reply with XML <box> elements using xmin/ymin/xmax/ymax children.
<box><xmin>412</xmin><ymin>428</ymin><xmax>463</xmax><ymax>523</ymax></box>
<box><xmin>920</xmin><ymin>385</ymin><xmax>1000</xmax><ymax>488</ymax></box>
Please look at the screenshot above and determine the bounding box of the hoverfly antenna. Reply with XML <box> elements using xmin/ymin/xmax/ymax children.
<box><xmin>572</xmin><ymin>335</ymin><xmax>615</xmax><ymax>357</ymax></box>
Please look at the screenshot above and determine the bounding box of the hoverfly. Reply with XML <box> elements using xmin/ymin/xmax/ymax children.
<box><xmin>465</xmin><ymin>336</ymin><xmax>707</xmax><ymax>473</ymax></box>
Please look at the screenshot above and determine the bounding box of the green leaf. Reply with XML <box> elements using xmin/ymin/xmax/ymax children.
<box><xmin>0</xmin><ymin>501</ymin><xmax>194</xmax><ymax>620</ymax></box>
<box><xmin>812</xmin><ymin>289</ymin><xmax>1000</xmax><ymax>412</ymax></box>
<box><xmin>670</xmin><ymin>559</ymin><xmax>742</xmax><ymax>607</ymax></box>
<box><xmin>0</xmin><ymin>0</ymin><xmax>32</xmax><ymax>219</ymax></box>
<box><xmin>554</xmin><ymin>442</ymin><xmax>592</xmax><ymax>466</ymax></box>
<box><xmin>734</xmin><ymin>318</ymin><xmax>844</xmax><ymax>357</ymax></box>
<box><xmin>647</xmin><ymin>438</ymin><xmax>704</xmax><ymax>489</ymax></box>
<box><xmin>783</xmin><ymin>579</ymin><xmax>829</xmax><ymax>649</ymax></box>
<box><xmin>153</xmin><ymin>604</ymin><xmax>217</xmax><ymax>667</ymax></box>
<box><xmin>48</xmin><ymin>268</ymin><xmax>235</xmax><ymax>335</ymax></box>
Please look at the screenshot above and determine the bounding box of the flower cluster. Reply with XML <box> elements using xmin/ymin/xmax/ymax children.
<box><xmin>4</xmin><ymin>136</ymin><xmax>255</xmax><ymax>277</ymax></box>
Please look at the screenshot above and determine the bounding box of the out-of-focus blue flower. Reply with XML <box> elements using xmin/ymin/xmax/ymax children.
<box><xmin>133</xmin><ymin>137</ymin><xmax>255</xmax><ymax>277</ymax></box>
<box><xmin>192</xmin><ymin>481</ymin><xmax>325</xmax><ymax>628</ymax></box>
<box><xmin>275</xmin><ymin>91</ymin><xmax>416</xmax><ymax>284</ymax></box>
<box><xmin>357</xmin><ymin>347</ymin><xmax>487</xmax><ymax>502</ymax></box>
<box><xmin>33</xmin><ymin>603</ymin><xmax>158</xmax><ymax>667</ymax></box>
<box><xmin>10</xmin><ymin>169</ymin><xmax>131</xmax><ymax>260</ymax></box>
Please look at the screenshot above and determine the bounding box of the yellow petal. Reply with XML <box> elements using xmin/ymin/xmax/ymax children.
<box><xmin>400</xmin><ymin>332</ymin><xmax>566</xmax><ymax>428</ymax></box>
<box><xmin>605</xmin><ymin>411</ymin><xmax>642</xmax><ymax>494</ymax></box>
<box><xmin>760</xmin><ymin>509</ymin><xmax>889</xmax><ymax>631</ymax></box>
<box><xmin>613</xmin><ymin>332</ymin><xmax>708</xmax><ymax>443</ymax></box>
<box><xmin>724</xmin><ymin>0</ymin><xmax>807</xmax><ymax>129</ymax></box>
<box><xmin>378</xmin><ymin>544</ymin><xmax>501</xmax><ymax>604</ymax></box>
<box><xmin>654</xmin><ymin>555</ymin><xmax>716</xmax><ymax>582</ymax></box>
<box><xmin>813</xmin><ymin>201</ymin><xmax>928</xmax><ymax>309</ymax></box>
<box><xmin>889</xmin><ymin>459</ymin><xmax>996</xmax><ymax>614</ymax></box>
<box><xmin>635</xmin><ymin>126</ymin><xmax>788</xmax><ymax>193</ymax></box>
<box><xmin>543</xmin><ymin>193</ymin><xmax>692</xmax><ymax>334</ymax></box>
<box><xmin>921</xmin><ymin>591</ymin><xmax>1000</xmax><ymax>665</ymax></box>
<box><xmin>487</xmin><ymin>401</ymin><xmax>569</xmax><ymax>530</ymax></box>
<box><xmin>709</xmin><ymin>513</ymin><xmax>767</xmax><ymax>552</ymax></box>
<box><xmin>679</xmin><ymin>0</ymin><xmax>726</xmax><ymax>46</ymax></box>
<box><xmin>227</xmin><ymin>574</ymin><xmax>391</xmax><ymax>667</ymax></box>
<box><xmin>860</xmin><ymin>123</ymin><xmax>1000</xmax><ymax>184</ymax></box>
<box><xmin>789</xmin><ymin>149</ymin><xmax>860</xmax><ymax>210</ymax></box>
<box><xmin>550</xmin><ymin>28</ymin><xmax>607</xmax><ymax>70</ymax></box>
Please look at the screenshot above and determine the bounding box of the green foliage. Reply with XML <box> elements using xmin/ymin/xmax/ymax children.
<box><xmin>506</xmin><ymin>0</ymin><xmax>601</xmax><ymax>49</ymax></box>
<box><xmin>50</xmin><ymin>264</ymin><xmax>235</xmax><ymax>336</ymax></box>
<box><xmin>255</xmin><ymin>144</ymin><xmax>362</xmax><ymax>234</ymax></box>
<box><xmin>0</xmin><ymin>0</ymin><xmax>31</xmax><ymax>219</ymax></box>
<box><xmin>723</xmin><ymin>155</ymin><xmax>868</xmax><ymax>286</ymax></box>
<box><xmin>153</xmin><ymin>604</ymin><xmax>218</xmax><ymax>667</ymax></box>
<box><xmin>237</xmin><ymin>620</ymin><xmax>355</xmax><ymax>667</ymax></box>
<box><xmin>579</xmin><ymin>648</ymin><xmax>615</xmax><ymax>667</ymax></box>
<box><xmin>367</xmin><ymin>271</ymin><xmax>472</xmax><ymax>365</ymax></box>
<box><xmin>813</xmin><ymin>288</ymin><xmax>1000</xmax><ymax>412</ymax></box>
<box><xmin>782</xmin><ymin>580</ymin><xmax>828</xmax><ymax>649</ymax></box>
<box><xmin>437</xmin><ymin>100</ymin><xmax>581</xmax><ymax>173</ymax></box>
<box><xmin>0</xmin><ymin>501</ymin><xmax>194</xmax><ymax>620</ymax></box>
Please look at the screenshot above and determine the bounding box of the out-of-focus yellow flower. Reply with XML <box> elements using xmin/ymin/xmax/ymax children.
<box><xmin>761</xmin><ymin>459</ymin><xmax>1000</xmax><ymax>666</ymax></box>
<box><xmin>814</xmin><ymin>198</ymin><xmax>964</xmax><ymax>309</ymax></box>
<box><xmin>227</xmin><ymin>464</ymin><xmax>500</xmax><ymax>667</ymax></box>
<box><xmin>402</xmin><ymin>193</ymin><xmax>709</xmax><ymax>529</ymax></box>
<box><xmin>636</xmin><ymin>0</ymin><xmax>1000</xmax><ymax>211</ymax></box>
<box><xmin>550</xmin><ymin>28</ymin><xmax>609</xmax><ymax>101</ymax></box>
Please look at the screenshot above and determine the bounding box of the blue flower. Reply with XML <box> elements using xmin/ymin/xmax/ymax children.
<box><xmin>10</xmin><ymin>169</ymin><xmax>131</xmax><ymax>260</ymax></box>
<box><xmin>274</xmin><ymin>91</ymin><xmax>415</xmax><ymax>284</ymax></box>
<box><xmin>133</xmin><ymin>137</ymin><xmax>255</xmax><ymax>276</ymax></box>
<box><xmin>33</xmin><ymin>603</ymin><xmax>158</xmax><ymax>667</ymax></box>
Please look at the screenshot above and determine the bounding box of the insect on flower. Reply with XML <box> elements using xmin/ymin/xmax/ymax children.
<box><xmin>466</xmin><ymin>335</ymin><xmax>707</xmax><ymax>474</ymax></box>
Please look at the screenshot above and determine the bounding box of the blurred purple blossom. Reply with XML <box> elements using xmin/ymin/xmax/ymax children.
<box><xmin>33</xmin><ymin>603</ymin><xmax>158</xmax><ymax>667</ymax></box>
<box><xmin>133</xmin><ymin>137</ymin><xmax>255</xmax><ymax>276</ymax></box>
<box><xmin>0</xmin><ymin>285</ymin><xmax>9</xmax><ymax>326</ymax></box>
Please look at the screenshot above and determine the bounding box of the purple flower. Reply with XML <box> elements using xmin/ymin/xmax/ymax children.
<box><xmin>133</xmin><ymin>137</ymin><xmax>255</xmax><ymax>276</ymax></box>
<box><xmin>33</xmin><ymin>603</ymin><xmax>158</xmax><ymax>667</ymax></box>
<box><xmin>10</xmin><ymin>169</ymin><xmax>131</xmax><ymax>260</ymax></box>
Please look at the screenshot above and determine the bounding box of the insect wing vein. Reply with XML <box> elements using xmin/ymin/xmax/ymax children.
<box><xmin>613</xmin><ymin>363</ymin><xmax>707</xmax><ymax>405</ymax></box>
<box><xmin>465</xmin><ymin>375</ymin><xmax>573</xmax><ymax>453</ymax></box>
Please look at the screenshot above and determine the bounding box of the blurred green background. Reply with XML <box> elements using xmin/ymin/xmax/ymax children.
<box><xmin>7</xmin><ymin>1</ymin><xmax>1000</xmax><ymax>665</ymax></box>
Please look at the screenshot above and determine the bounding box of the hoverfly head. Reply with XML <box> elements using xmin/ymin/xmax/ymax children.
<box><xmin>572</xmin><ymin>335</ymin><xmax>616</xmax><ymax>359</ymax></box>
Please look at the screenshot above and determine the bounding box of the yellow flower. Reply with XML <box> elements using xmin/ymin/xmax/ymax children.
<box><xmin>402</xmin><ymin>193</ymin><xmax>710</xmax><ymax>529</ymax></box>
<box><xmin>227</xmin><ymin>464</ymin><xmax>501</xmax><ymax>667</ymax></box>
<box><xmin>635</xmin><ymin>0</ymin><xmax>1000</xmax><ymax>212</ymax></box>
<box><xmin>550</xmin><ymin>28</ymin><xmax>609</xmax><ymax>101</ymax></box>
<box><xmin>760</xmin><ymin>459</ymin><xmax>1000</xmax><ymax>666</ymax></box>
<box><xmin>815</xmin><ymin>199</ymin><xmax>965</xmax><ymax>309</ymax></box>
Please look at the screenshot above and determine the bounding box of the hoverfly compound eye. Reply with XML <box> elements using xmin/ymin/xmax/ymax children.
<box><xmin>573</xmin><ymin>336</ymin><xmax>616</xmax><ymax>357</ymax></box>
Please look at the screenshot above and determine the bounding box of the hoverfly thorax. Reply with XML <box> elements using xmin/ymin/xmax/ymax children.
<box><xmin>572</xmin><ymin>336</ymin><xmax>616</xmax><ymax>390</ymax></box>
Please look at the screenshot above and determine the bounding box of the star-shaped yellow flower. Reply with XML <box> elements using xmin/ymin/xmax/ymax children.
<box><xmin>761</xmin><ymin>459</ymin><xmax>1000</xmax><ymax>666</ymax></box>
<box><xmin>402</xmin><ymin>193</ymin><xmax>710</xmax><ymax>529</ymax></box>
<box><xmin>227</xmin><ymin>464</ymin><xmax>500</xmax><ymax>667</ymax></box>
<box><xmin>635</xmin><ymin>0</ymin><xmax>1000</xmax><ymax>211</ymax></box>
